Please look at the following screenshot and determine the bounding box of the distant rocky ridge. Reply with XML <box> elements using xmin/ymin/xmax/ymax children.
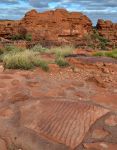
<box><xmin>0</xmin><ymin>9</ymin><xmax>117</xmax><ymax>49</ymax></box>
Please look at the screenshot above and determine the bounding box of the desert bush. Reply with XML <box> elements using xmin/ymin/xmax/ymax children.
<box><xmin>55</xmin><ymin>57</ymin><xmax>69</xmax><ymax>67</ymax></box>
<box><xmin>33</xmin><ymin>58</ymin><xmax>49</xmax><ymax>71</ymax></box>
<box><xmin>94</xmin><ymin>51</ymin><xmax>106</xmax><ymax>57</ymax></box>
<box><xmin>84</xmin><ymin>29</ymin><xmax>109</xmax><ymax>50</ymax></box>
<box><xmin>25</xmin><ymin>34</ymin><xmax>32</xmax><ymax>41</ymax></box>
<box><xmin>11</xmin><ymin>34</ymin><xmax>32</xmax><ymax>41</ymax></box>
<box><xmin>0</xmin><ymin>55</ymin><xmax>3</xmax><ymax>62</ymax></box>
<box><xmin>31</xmin><ymin>44</ymin><xmax>49</xmax><ymax>53</ymax></box>
<box><xmin>0</xmin><ymin>45</ymin><xmax>26</xmax><ymax>62</ymax></box>
<box><xmin>94</xmin><ymin>49</ymin><xmax>117</xmax><ymax>58</ymax></box>
<box><xmin>3</xmin><ymin>50</ymin><xmax>49</xmax><ymax>71</ymax></box>
<box><xmin>92</xmin><ymin>30</ymin><xmax>109</xmax><ymax>50</ymax></box>
<box><xmin>0</xmin><ymin>53</ymin><xmax>6</xmax><ymax>62</ymax></box>
<box><xmin>0</xmin><ymin>48</ymin><xmax>4</xmax><ymax>55</ymax></box>
<box><xmin>11</xmin><ymin>34</ymin><xmax>24</xmax><ymax>40</ymax></box>
<box><xmin>3</xmin><ymin>50</ymin><xmax>34</xmax><ymax>70</ymax></box>
<box><xmin>50</xmin><ymin>45</ymin><xmax>74</xmax><ymax>57</ymax></box>
<box><xmin>106</xmin><ymin>50</ymin><xmax>117</xmax><ymax>58</ymax></box>
<box><xmin>4</xmin><ymin>45</ymin><xmax>25</xmax><ymax>53</ymax></box>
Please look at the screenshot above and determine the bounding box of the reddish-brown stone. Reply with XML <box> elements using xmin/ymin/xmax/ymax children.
<box><xmin>0</xmin><ymin>9</ymin><xmax>92</xmax><ymax>46</ymax></box>
<box><xmin>20</xmin><ymin>100</ymin><xmax>109</xmax><ymax>149</ymax></box>
<box><xmin>0</xmin><ymin>10</ymin><xmax>117</xmax><ymax>48</ymax></box>
<box><xmin>0</xmin><ymin>108</ymin><xmax>13</xmax><ymax>118</ymax></box>
<box><xmin>0</xmin><ymin>82</ymin><xmax>6</xmax><ymax>88</ymax></box>
<box><xmin>97</xmin><ymin>19</ymin><xmax>117</xmax><ymax>48</ymax></box>
<box><xmin>0</xmin><ymin>139</ymin><xmax>7</xmax><ymax>150</ymax></box>
<box><xmin>11</xmin><ymin>91</ymin><xmax>30</xmax><ymax>102</ymax></box>
<box><xmin>84</xmin><ymin>142</ymin><xmax>117</xmax><ymax>150</ymax></box>
<box><xmin>0</xmin><ymin>56</ymin><xmax>116</xmax><ymax>149</ymax></box>
<box><xmin>92</xmin><ymin>93</ymin><xmax>117</xmax><ymax>111</ymax></box>
<box><xmin>92</xmin><ymin>128</ymin><xmax>109</xmax><ymax>139</ymax></box>
<box><xmin>105</xmin><ymin>115</ymin><xmax>117</xmax><ymax>126</ymax></box>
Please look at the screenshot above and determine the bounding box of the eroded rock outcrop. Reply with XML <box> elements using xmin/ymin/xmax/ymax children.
<box><xmin>0</xmin><ymin>20</ymin><xmax>19</xmax><ymax>38</ymax></box>
<box><xmin>0</xmin><ymin>9</ymin><xmax>117</xmax><ymax>48</ymax></box>
<box><xmin>21</xmin><ymin>9</ymin><xmax>92</xmax><ymax>45</ymax></box>
<box><xmin>97</xmin><ymin>19</ymin><xmax>117</xmax><ymax>48</ymax></box>
<box><xmin>0</xmin><ymin>9</ymin><xmax>92</xmax><ymax>46</ymax></box>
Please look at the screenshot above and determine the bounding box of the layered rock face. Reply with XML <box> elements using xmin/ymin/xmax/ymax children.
<box><xmin>0</xmin><ymin>20</ymin><xmax>19</xmax><ymax>38</ymax></box>
<box><xmin>21</xmin><ymin>9</ymin><xmax>92</xmax><ymax>45</ymax></box>
<box><xmin>0</xmin><ymin>9</ymin><xmax>92</xmax><ymax>46</ymax></box>
<box><xmin>0</xmin><ymin>9</ymin><xmax>117</xmax><ymax>48</ymax></box>
<box><xmin>97</xmin><ymin>19</ymin><xmax>117</xmax><ymax>48</ymax></box>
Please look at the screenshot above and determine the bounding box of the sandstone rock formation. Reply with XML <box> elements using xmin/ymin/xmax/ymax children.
<box><xmin>0</xmin><ymin>20</ymin><xmax>19</xmax><ymax>38</ymax></box>
<box><xmin>97</xmin><ymin>19</ymin><xmax>117</xmax><ymax>48</ymax></box>
<box><xmin>20</xmin><ymin>9</ymin><xmax>92</xmax><ymax>45</ymax></box>
<box><xmin>0</xmin><ymin>9</ymin><xmax>92</xmax><ymax>46</ymax></box>
<box><xmin>0</xmin><ymin>9</ymin><xmax>117</xmax><ymax>48</ymax></box>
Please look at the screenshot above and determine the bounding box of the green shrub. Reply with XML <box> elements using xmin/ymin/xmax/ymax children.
<box><xmin>4</xmin><ymin>45</ymin><xmax>25</xmax><ymax>53</ymax></box>
<box><xmin>0</xmin><ymin>48</ymin><xmax>4</xmax><ymax>55</ymax></box>
<box><xmin>33</xmin><ymin>58</ymin><xmax>49</xmax><ymax>71</ymax></box>
<box><xmin>25</xmin><ymin>34</ymin><xmax>32</xmax><ymax>41</ymax></box>
<box><xmin>55</xmin><ymin>57</ymin><xmax>69</xmax><ymax>67</ymax></box>
<box><xmin>0</xmin><ymin>55</ymin><xmax>3</xmax><ymax>62</ymax></box>
<box><xmin>0</xmin><ymin>45</ymin><xmax>26</xmax><ymax>62</ymax></box>
<box><xmin>3</xmin><ymin>50</ymin><xmax>34</xmax><ymax>70</ymax></box>
<box><xmin>106</xmin><ymin>50</ymin><xmax>117</xmax><ymax>58</ymax></box>
<box><xmin>0</xmin><ymin>53</ymin><xmax>5</xmax><ymax>62</ymax></box>
<box><xmin>94</xmin><ymin>50</ymin><xmax>117</xmax><ymax>58</ymax></box>
<box><xmin>98</xmin><ymin>36</ymin><xmax>109</xmax><ymax>43</ymax></box>
<box><xmin>3</xmin><ymin>50</ymin><xmax>49</xmax><ymax>71</ymax></box>
<box><xmin>31</xmin><ymin>44</ymin><xmax>49</xmax><ymax>53</ymax></box>
<box><xmin>94</xmin><ymin>51</ymin><xmax>106</xmax><ymax>57</ymax></box>
<box><xmin>4</xmin><ymin>45</ymin><xmax>16</xmax><ymax>52</ymax></box>
<box><xmin>50</xmin><ymin>45</ymin><xmax>74</xmax><ymax>57</ymax></box>
<box><xmin>11</xmin><ymin>34</ymin><xmax>32</xmax><ymax>41</ymax></box>
<box><xmin>11</xmin><ymin>34</ymin><xmax>23</xmax><ymax>40</ymax></box>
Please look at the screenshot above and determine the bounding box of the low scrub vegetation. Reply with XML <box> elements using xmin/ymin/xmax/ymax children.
<box><xmin>0</xmin><ymin>45</ymin><xmax>25</xmax><ymax>62</ymax></box>
<box><xmin>84</xmin><ymin>29</ymin><xmax>109</xmax><ymax>50</ymax></box>
<box><xmin>4</xmin><ymin>45</ymin><xmax>25</xmax><ymax>53</ymax></box>
<box><xmin>3</xmin><ymin>50</ymin><xmax>35</xmax><ymax>70</ymax></box>
<box><xmin>3</xmin><ymin>50</ymin><xmax>49</xmax><ymax>71</ymax></box>
<box><xmin>31</xmin><ymin>44</ymin><xmax>49</xmax><ymax>53</ymax></box>
<box><xmin>32</xmin><ymin>57</ymin><xmax>49</xmax><ymax>71</ymax></box>
<box><xmin>50</xmin><ymin>45</ymin><xmax>74</xmax><ymax>67</ymax></box>
<box><xmin>55</xmin><ymin>57</ymin><xmax>69</xmax><ymax>67</ymax></box>
<box><xmin>11</xmin><ymin>34</ymin><xmax>32</xmax><ymax>41</ymax></box>
<box><xmin>50</xmin><ymin>45</ymin><xmax>74</xmax><ymax>57</ymax></box>
<box><xmin>0</xmin><ymin>44</ymin><xmax>49</xmax><ymax>71</ymax></box>
<box><xmin>94</xmin><ymin>49</ymin><xmax>117</xmax><ymax>58</ymax></box>
<box><xmin>0</xmin><ymin>44</ymin><xmax>74</xmax><ymax>70</ymax></box>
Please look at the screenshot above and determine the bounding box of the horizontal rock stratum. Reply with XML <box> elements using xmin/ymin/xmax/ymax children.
<box><xmin>97</xmin><ymin>19</ymin><xmax>117</xmax><ymax>46</ymax></box>
<box><xmin>0</xmin><ymin>9</ymin><xmax>116</xmax><ymax>47</ymax></box>
<box><xmin>0</xmin><ymin>9</ymin><xmax>92</xmax><ymax>45</ymax></box>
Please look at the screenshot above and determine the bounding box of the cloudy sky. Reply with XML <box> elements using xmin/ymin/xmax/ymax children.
<box><xmin>0</xmin><ymin>0</ymin><xmax>117</xmax><ymax>25</ymax></box>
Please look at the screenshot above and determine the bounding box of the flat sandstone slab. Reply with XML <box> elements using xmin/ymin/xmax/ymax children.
<box><xmin>21</xmin><ymin>100</ymin><xmax>109</xmax><ymax>149</ymax></box>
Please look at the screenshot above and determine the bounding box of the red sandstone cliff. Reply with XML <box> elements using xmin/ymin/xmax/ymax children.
<box><xmin>0</xmin><ymin>9</ymin><xmax>117</xmax><ymax>48</ymax></box>
<box><xmin>20</xmin><ymin>9</ymin><xmax>93</xmax><ymax>45</ymax></box>
<box><xmin>0</xmin><ymin>9</ymin><xmax>92</xmax><ymax>45</ymax></box>
<box><xmin>97</xmin><ymin>19</ymin><xmax>117</xmax><ymax>48</ymax></box>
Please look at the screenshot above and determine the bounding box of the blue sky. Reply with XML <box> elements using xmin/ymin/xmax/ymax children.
<box><xmin>0</xmin><ymin>0</ymin><xmax>117</xmax><ymax>25</ymax></box>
